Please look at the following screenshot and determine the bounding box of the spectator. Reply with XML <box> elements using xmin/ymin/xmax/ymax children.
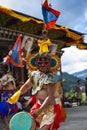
<box><xmin>0</xmin><ymin>74</ymin><xmax>18</xmax><ymax>130</ymax></box>
<box><xmin>84</xmin><ymin>77</ymin><xmax>87</xmax><ymax>102</ymax></box>
<box><xmin>76</xmin><ymin>80</ymin><xmax>82</xmax><ymax>106</ymax></box>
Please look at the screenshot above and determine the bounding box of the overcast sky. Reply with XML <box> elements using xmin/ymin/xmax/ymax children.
<box><xmin>0</xmin><ymin>0</ymin><xmax>87</xmax><ymax>74</ymax></box>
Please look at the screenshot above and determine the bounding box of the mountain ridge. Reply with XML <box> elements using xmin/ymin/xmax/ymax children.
<box><xmin>72</xmin><ymin>69</ymin><xmax>87</xmax><ymax>80</ymax></box>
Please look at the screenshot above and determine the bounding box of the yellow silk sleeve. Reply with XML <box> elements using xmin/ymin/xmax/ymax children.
<box><xmin>7</xmin><ymin>90</ymin><xmax>21</xmax><ymax>104</ymax></box>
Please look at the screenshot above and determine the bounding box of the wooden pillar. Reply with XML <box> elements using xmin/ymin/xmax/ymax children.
<box><xmin>56</xmin><ymin>49</ymin><xmax>64</xmax><ymax>80</ymax></box>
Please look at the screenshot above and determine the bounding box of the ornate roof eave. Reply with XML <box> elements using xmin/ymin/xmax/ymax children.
<box><xmin>0</xmin><ymin>5</ymin><xmax>87</xmax><ymax>50</ymax></box>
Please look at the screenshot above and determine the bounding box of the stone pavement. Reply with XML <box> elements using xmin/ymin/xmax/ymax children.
<box><xmin>0</xmin><ymin>118</ymin><xmax>4</xmax><ymax>129</ymax></box>
<box><xmin>0</xmin><ymin>105</ymin><xmax>87</xmax><ymax>130</ymax></box>
<box><xmin>59</xmin><ymin>105</ymin><xmax>87</xmax><ymax>130</ymax></box>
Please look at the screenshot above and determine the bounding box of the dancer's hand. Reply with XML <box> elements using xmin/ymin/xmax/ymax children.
<box><xmin>33</xmin><ymin>108</ymin><xmax>42</xmax><ymax>116</ymax></box>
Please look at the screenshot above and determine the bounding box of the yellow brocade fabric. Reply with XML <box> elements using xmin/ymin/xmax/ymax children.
<box><xmin>28</xmin><ymin>70</ymin><xmax>61</xmax><ymax>95</ymax></box>
<box><xmin>38</xmin><ymin>39</ymin><xmax>51</xmax><ymax>53</ymax></box>
<box><xmin>36</xmin><ymin>105</ymin><xmax>55</xmax><ymax>128</ymax></box>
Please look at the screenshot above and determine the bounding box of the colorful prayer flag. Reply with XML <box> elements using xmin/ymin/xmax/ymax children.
<box><xmin>10</xmin><ymin>35</ymin><xmax>23</xmax><ymax>67</ymax></box>
<box><xmin>42</xmin><ymin>0</ymin><xmax>61</xmax><ymax>29</ymax></box>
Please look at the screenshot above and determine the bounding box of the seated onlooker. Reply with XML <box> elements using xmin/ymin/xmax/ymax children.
<box><xmin>0</xmin><ymin>74</ymin><xmax>18</xmax><ymax>130</ymax></box>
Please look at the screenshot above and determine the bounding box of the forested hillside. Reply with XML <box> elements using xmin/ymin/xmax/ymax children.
<box><xmin>62</xmin><ymin>72</ymin><xmax>84</xmax><ymax>93</ymax></box>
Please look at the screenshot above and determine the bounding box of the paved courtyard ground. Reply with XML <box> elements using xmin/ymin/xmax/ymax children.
<box><xmin>59</xmin><ymin>105</ymin><xmax>87</xmax><ymax>130</ymax></box>
<box><xmin>0</xmin><ymin>105</ymin><xmax>87</xmax><ymax>130</ymax></box>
